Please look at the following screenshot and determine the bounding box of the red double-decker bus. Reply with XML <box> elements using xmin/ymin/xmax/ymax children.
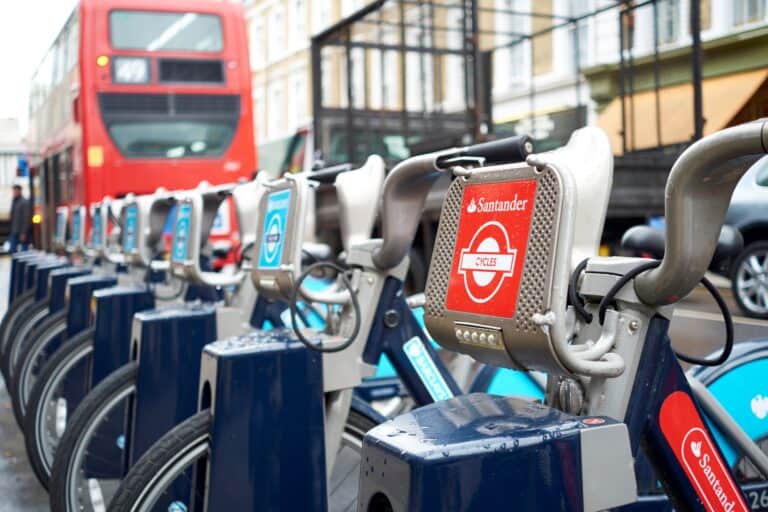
<box><xmin>27</xmin><ymin>0</ymin><xmax>256</xmax><ymax>248</ymax></box>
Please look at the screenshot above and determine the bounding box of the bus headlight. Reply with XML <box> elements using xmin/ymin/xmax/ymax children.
<box><xmin>113</xmin><ymin>57</ymin><xmax>150</xmax><ymax>84</ymax></box>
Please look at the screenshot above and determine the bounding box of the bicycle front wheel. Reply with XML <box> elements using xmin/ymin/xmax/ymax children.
<box><xmin>24</xmin><ymin>328</ymin><xmax>94</xmax><ymax>489</ymax></box>
<box><xmin>49</xmin><ymin>362</ymin><xmax>137</xmax><ymax>512</ymax></box>
<box><xmin>11</xmin><ymin>311</ymin><xmax>67</xmax><ymax>424</ymax></box>
<box><xmin>108</xmin><ymin>409</ymin><xmax>378</xmax><ymax>512</ymax></box>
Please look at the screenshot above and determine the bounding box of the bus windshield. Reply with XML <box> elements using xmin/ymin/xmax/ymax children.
<box><xmin>110</xmin><ymin>11</ymin><xmax>223</xmax><ymax>52</ymax></box>
<box><xmin>107</xmin><ymin>120</ymin><xmax>235</xmax><ymax>159</ymax></box>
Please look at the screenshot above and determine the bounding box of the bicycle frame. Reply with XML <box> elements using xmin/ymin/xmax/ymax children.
<box><xmin>358</xmin><ymin>123</ymin><xmax>768</xmax><ymax>511</ymax></box>
<box><xmin>196</xmin><ymin>271</ymin><xmax>461</xmax><ymax>511</ymax></box>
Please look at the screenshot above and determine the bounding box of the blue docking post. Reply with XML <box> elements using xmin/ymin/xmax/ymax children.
<box><xmin>202</xmin><ymin>330</ymin><xmax>327</xmax><ymax>511</ymax></box>
<box><xmin>81</xmin><ymin>284</ymin><xmax>156</xmax><ymax>479</ymax></box>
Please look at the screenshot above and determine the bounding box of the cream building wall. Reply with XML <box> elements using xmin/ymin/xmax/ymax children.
<box><xmin>247</xmin><ymin>0</ymin><xmax>366</xmax><ymax>147</ymax></box>
<box><xmin>246</xmin><ymin>0</ymin><xmax>768</xmax><ymax>164</ymax></box>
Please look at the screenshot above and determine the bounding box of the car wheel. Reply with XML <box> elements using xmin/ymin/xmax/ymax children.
<box><xmin>731</xmin><ymin>241</ymin><xmax>768</xmax><ymax>319</ymax></box>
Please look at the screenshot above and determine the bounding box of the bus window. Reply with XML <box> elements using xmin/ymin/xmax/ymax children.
<box><xmin>109</xmin><ymin>11</ymin><xmax>224</xmax><ymax>53</ymax></box>
<box><xmin>107</xmin><ymin>120</ymin><xmax>236</xmax><ymax>159</ymax></box>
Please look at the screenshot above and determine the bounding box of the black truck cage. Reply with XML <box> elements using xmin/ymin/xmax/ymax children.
<box><xmin>310</xmin><ymin>0</ymin><xmax>712</xmax><ymax>221</ymax></box>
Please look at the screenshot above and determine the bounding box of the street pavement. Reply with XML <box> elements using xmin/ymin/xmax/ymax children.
<box><xmin>0</xmin><ymin>257</ymin><xmax>765</xmax><ymax>510</ymax></box>
<box><xmin>0</xmin><ymin>257</ymin><xmax>48</xmax><ymax>511</ymax></box>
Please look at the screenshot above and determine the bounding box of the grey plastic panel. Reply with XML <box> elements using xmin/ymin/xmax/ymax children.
<box><xmin>424</xmin><ymin>163</ymin><xmax>566</xmax><ymax>372</ymax></box>
<box><xmin>580</xmin><ymin>423</ymin><xmax>637</xmax><ymax>511</ymax></box>
<box><xmin>251</xmin><ymin>175</ymin><xmax>309</xmax><ymax>300</ymax></box>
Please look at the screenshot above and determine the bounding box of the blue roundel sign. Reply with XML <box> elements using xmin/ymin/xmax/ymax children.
<box><xmin>71</xmin><ymin>210</ymin><xmax>81</xmax><ymax>244</ymax></box>
<box><xmin>55</xmin><ymin>211</ymin><xmax>67</xmax><ymax>244</ymax></box>
<box><xmin>123</xmin><ymin>205</ymin><xmax>138</xmax><ymax>252</ymax></box>
<box><xmin>258</xmin><ymin>189</ymin><xmax>292</xmax><ymax>269</ymax></box>
<box><xmin>172</xmin><ymin>203</ymin><xmax>192</xmax><ymax>262</ymax></box>
<box><xmin>92</xmin><ymin>208</ymin><xmax>102</xmax><ymax>248</ymax></box>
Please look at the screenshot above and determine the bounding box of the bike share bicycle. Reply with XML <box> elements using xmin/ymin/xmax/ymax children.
<box><xmin>100</xmin><ymin>138</ymin><xmax>533</xmax><ymax>512</ymax></box>
<box><xmin>469</xmin><ymin>218</ymin><xmax>768</xmax><ymax>499</ymax></box>
<box><xmin>358</xmin><ymin>122</ymin><xmax>768</xmax><ymax>511</ymax></box>
<box><xmin>48</xmin><ymin>160</ymin><xmax>385</xmax><ymax>512</ymax></box>
<box><xmin>1</xmin><ymin>204</ymin><xmax>118</xmax><ymax>420</ymax></box>
<box><xmin>22</xmin><ymin>192</ymin><xmax>184</xmax><ymax>490</ymax></box>
<box><xmin>6</xmin><ymin>202</ymin><xmax>123</xmax><ymax>423</ymax></box>
<box><xmin>0</xmin><ymin>210</ymin><xmax>76</xmax><ymax>374</ymax></box>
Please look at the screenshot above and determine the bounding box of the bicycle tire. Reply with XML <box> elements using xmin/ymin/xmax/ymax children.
<box><xmin>24</xmin><ymin>329</ymin><xmax>94</xmax><ymax>490</ymax></box>
<box><xmin>10</xmin><ymin>311</ymin><xmax>67</xmax><ymax>426</ymax></box>
<box><xmin>107</xmin><ymin>409</ymin><xmax>378</xmax><ymax>512</ymax></box>
<box><xmin>50</xmin><ymin>362</ymin><xmax>138</xmax><ymax>512</ymax></box>
<box><xmin>0</xmin><ymin>289</ymin><xmax>36</xmax><ymax>355</ymax></box>
<box><xmin>2</xmin><ymin>299</ymin><xmax>50</xmax><ymax>380</ymax></box>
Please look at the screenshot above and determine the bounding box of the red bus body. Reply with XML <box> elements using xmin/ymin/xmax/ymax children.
<box><xmin>27</xmin><ymin>0</ymin><xmax>256</xmax><ymax>248</ymax></box>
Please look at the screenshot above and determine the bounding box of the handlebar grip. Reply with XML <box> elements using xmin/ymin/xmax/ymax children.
<box><xmin>634</xmin><ymin>120</ymin><xmax>768</xmax><ymax>306</ymax></box>
<box><xmin>310</xmin><ymin>163</ymin><xmax>354</xmax><ymax>184</ymax></box>
<box><xmin>436</xmin><ymin>135</ymin><xmax>534</xmax><ymax>167</ymax></box>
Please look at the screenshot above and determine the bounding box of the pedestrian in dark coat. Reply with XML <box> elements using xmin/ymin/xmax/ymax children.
<box><xmin>9</xmin><ymin>185</ymin><xmax>31</xmax><ymax>252</ymax></box>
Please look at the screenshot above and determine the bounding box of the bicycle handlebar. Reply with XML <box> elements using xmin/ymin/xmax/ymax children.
<box><xmin>309</xmin><ymin>163</ymin><xmax>355</xmax><ymax>184</ymax></box>
<box><xmin>372</xmin><ymin>136</ymin><xmax>532</xmax><ymax>270</ymax></box>
<box><xmin>435</xmin><ymin>135</ymin><xmax>534</xmax><ymax>167</ymax></box>
<box><xmin>634</xmin><ymin>120</ymin><xmax>768</xmax><ymax>305</ymax></box>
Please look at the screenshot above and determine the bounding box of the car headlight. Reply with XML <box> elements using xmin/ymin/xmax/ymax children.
<box><xmin>113</xmin><ymin>57</ymin><xmax>150</xmax><ymax>84</ymax></box>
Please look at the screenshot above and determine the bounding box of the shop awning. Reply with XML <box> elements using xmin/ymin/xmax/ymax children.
<box><xmin>598</xmin><ymin>68</ymin><xmax>768</xmax><ymax>154</ymax></box>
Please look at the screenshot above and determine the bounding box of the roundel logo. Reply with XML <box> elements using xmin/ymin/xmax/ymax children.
<box><xmin>458</xmin><ymin>221</ymin><xmax>517</xmax><ymax>303</ymax></box>
<box><xmin>263</xmin><ymin>213</ymin><xmax>282</xmax><ymax>264</ymax></box>
<box><xmin>445</xmin><ymin>180</ymin><xmax>537</xmax><ymax>318</ymax></box>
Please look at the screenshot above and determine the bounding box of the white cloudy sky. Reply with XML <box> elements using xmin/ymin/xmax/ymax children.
<box><xmin>0</xmin><ymin>0</ymin><xmax>79</xmax><ymax>135</ymax></box>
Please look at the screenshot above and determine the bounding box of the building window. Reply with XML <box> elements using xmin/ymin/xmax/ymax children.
<box><xmin>570</xmin><ymin>0</ymin><xmax>589</xmax><ymax>70</ymax></box>
<box><xmin>254</xmin><ymin>87</ymin><xmax>266</xmax><ymax>144</ymax></box>
<box><xmin>495</xmin><ymin>0</ymin><xmax>528</xmax><ymax>88</ymax></box>
<box><xmin>405</xmin><ymin>4</ymin><xmax>434</xmax><ymax>112</ymax></box>
<box><xmin>314</xmin><ymin>0</ymin><xmax>333</xmax><ymax>33</ymax></box>
<box><xmin>444</xmin><ymin>6</ymin><xmax>465</xmax><ymax>108</ymax></box>
<box><xmin>381</xmin><ymin>26</ymin><xmax>398</xmax><ymax>109</ymax></box>
<box><xmin>734</xmin><ymin>0</ymin><xmax>766</xmax><ymax>25</ymax></box>
<box><xmin>656</xmin><ymin>0</ymin><xmax>680</xmax><ymax>44</ymax></box>
<box><xmin>293</xmin><ymin>0</ymin><xmax>306</xmax><ymax>46</ymax></box>
<box><xmin>342</xmin><ymin>0</ymin><xmax>361</xmax><ymax>18</ymax></box>
<box><xmin>269</xmin><ymin>7</ymin><xmax>284</xmax><ymax>61</ymax></box>
<box><xmin>291</xmin><ymin>72</ymin><xmax>307</xmax><ymax>128</ymax></box>
<box><xmin>250</xmin><ymin>16</ymin><xmax>264</xmax><ymax>69</ymax></box>
<box><xmin>268</xmin><ymin>83</ymin><xmax>283</xmax><ymax>139</ymax></box>
<box><xmin>350</xmin><ymin>48</ymin><xmax>366</xmax><ymax>109</ymax></box>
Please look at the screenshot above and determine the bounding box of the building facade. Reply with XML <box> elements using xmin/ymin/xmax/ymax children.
<box><xmin>245</xmin><ymin>0</ymin><xmax>768</xmax><ymax>172</ymax></box>
<box><xmin>247</xmin><ymin>0</ymin><xmax>367</xmax><ymax>173</ymax></box>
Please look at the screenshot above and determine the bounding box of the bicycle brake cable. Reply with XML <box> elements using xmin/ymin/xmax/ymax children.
<box><xmin>289</xmin><ymin>261</ymin><xmax>361</xmax><ymax>354</ymax></box>
<box><xmin>570</xmin><ymin>259</ymin><xmax>734</xmax><ymax>367</ymax></box>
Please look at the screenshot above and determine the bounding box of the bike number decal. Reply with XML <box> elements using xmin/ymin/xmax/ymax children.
<box><xmin>172</xmin><ymin>203</ymin><xmax>192</xmax><ymax>262</ymax></box>
<box><xmin>403</xmin><ymin>336</ymin><xmax>454</xmax><ymax>402</ymax></box>
<box><xmin>55</xmin><ymin>211</ymin><xmax>67</xmax><ymax>243</ymax></box>
<box><xmin>747</xmin><ymin>489</ymin><xmax>768</xmax><ymax>511</ymax></box>
<box><xmin>445</xmin><ymin>180</ymin><xmax>536</xmax><ymax>317</ymax></box>
<box><xmin>258</xmin><ymin>189</ymin><xmax>291</xmax><ymax>270</ymax></box>
<box><xmin>123</xmin><ymin>205</ymin><xmax>138</xmax><ymax>252</ymax></box>
<box><xmin>71</xmin><ymin>210</ymin><xmax>81</xmax><ymax>244</ymax></box>
<box><xmin>92</xmin><ymin>208</ymin><xmax>102</xmax><ymax>248</ymax></box>
<box><xmin>210</xmin><ymin>200</ymin><xmax>230</xmax><ymax>236</ymax></box>
<box><xmin>659</xmin><ymin>391</ymin><xmax>749</xmax><ymax>512</ymax></box>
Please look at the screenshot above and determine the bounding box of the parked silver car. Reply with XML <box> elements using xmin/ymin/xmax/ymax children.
<box><xmin>725</xmin><ymin>156</ymin><xmax>768</xmax><ymax>318</ymax></box>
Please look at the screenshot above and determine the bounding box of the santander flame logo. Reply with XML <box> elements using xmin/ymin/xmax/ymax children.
<box><xmin>660</xmin><ymin>392</ymin><xmax>748</xmax><ymax>512</ymax></box>
<box><xmin>690</xmin><ymin>441</ymin><xmax>702</xmax><ymax>458</ymax></box>
<box><xmin>683</xmin><ymin>427</ymin><xmax>744</xmax><ymax>511</ymax></box>
<box><xmin>751</xmin><ymin>394</ymin><xmax>768</xmax><ymax>420</ymax></box>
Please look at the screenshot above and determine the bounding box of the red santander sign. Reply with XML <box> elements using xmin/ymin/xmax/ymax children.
<box><xmin>445</xmin><ymin>180</ymin><xmax>536</xmax><ymax>317</ymax></box>
<box><xmin>660</xmin><ymin>391</ymin><xmax>748</xmax><ymax>512</ymax></box>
